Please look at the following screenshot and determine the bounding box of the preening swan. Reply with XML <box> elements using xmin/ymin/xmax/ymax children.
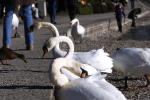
<box><xmin>112</xmin><ymin>48</ymin><xmax>150</xmax><ymax>88</ymax></box>
<box><xmin>46</xmin><ymin>36</ymin><xmax>113</xmax><ymax>73</ymax></box>
<box><xmin>51</xmin><ymin>58</ymin><xmax>98</xmax><ymax>86</ymax></box>
<box><xmin>12</xmin><ymin>13</ymin><xmax>20</xmax><ymax>38</ymax></box>
<box><xmin>51</xmin><ymin>58</ymin><xmax>127</xmax><ymax>100</ymax></box>
<box><xmin>67</xmin><ymin>18</ymin><xmax>86</xmax><ymax>43</ymax></box>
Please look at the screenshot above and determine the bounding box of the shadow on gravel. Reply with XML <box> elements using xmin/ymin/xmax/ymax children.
<box><xmin>13</xmin><ymin>49</ymin><xmax>27</xmax><ymax>51</ymax></box>
<box><xmin>108</xmin><ymin>77</ymin><xmax>140</xmax><ymax>81</ymax></box>
<box><xmin>0</xmin><ymin>85</ymin><xmax>53</xmax><ymax>89</ymax></box>
<box><xmin>0</xmin><ymin>69</ymin><xmax>48</xmax><ymax>73</ymax></box>
<box><xmin>26</xmin><ymin>57</ymin><xmax>55</xmax><ymax>60</ymax></box>
<box><xmin>118</xmin><ymin>24</ymin><xmax>150</xmax><ymax>41</ymax></box>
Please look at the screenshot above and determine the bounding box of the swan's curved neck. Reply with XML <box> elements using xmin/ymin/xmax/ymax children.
<box><xmin>39</xmin><ymin>22</ymin><xmax>59</xmax><ymax>37</ymax></box>
<box><xmin>76</xmin><ymin>21</ymin><xmax>79</xmax><ymax>25</ymax></box>
<box><xmin>39</xmin><ymin>22</ymin><xmax>61</xmax><ymax>54</ymax></box>
<box><xmin>51</xmin><ymin>58</ymin><xmax>82</xmax><ymax>87</ymax></box>
<box><xmin>56</xmin><ymin>36</ymin><xmax>74</xmax><ymax>58</ymax></box>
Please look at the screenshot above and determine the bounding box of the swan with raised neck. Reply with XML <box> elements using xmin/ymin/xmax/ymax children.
<box><xmin>36</xmin><ymin>22</ymin><xmax>64</xmax><ymax>57</ymax></box>
<box><xmin>67</xmin><ymin>18</ymin><xmax>86</xmax><ymax>43</ymax></box>
<box><xmin>47</xmin><ymin>36</ymin><xmax>113</xmax><ymax>73</ymax></box>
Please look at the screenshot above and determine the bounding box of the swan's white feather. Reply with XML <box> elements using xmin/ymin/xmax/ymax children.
<box><xmin>57</xmin><ymin>72</ymin><xmax>126</xmax><ymax>100</ymax></box>
<box><xmin>12</xmin><ymin>13</ymin><xmax>19</xmax><ymax>30</ymax></box>
<box><xmin>67</xmin><ymin>18</ymin><xmax>86</xmax><ymax>40</ymax></box>
<box><xmin>37</xmin><ymin>22</ymin><xmax>113</xmax><ymax>74</ymax></box>
<box><xmin>51</xmin><ymin>57</ymin><xmax>126</xmax><ymax>100</ymax></box>
<box><xmin>53</xmin><ymin>47</ymin><xmax>113</xmax><ymax>73</ymax></box>
<box><xmin>77</xmin><ymin>24</ymin><xmax>85</xmax><ymax>36</ymax></box>
<box><xmin>112</xmin><ymin>48</ymin><xmax>150</xmax><ymax>76</ymax></box>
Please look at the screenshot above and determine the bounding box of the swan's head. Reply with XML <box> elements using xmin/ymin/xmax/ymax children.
<box><xmin>42</xmin><ymin>38</ymin><xmax>53</xmax><ymax>58</ymax></box>
<box><xmin>42</xmin><ymin>37</ymin><xmax>58</xmax><ymax>57</ymax></box>
<box><xmin>80</xmin><ymin>67</ymin><xmax>88</xmax><ymax>78</ymax></box>
<box><xmin>71</xmin><ymin>18</ymin><xmax>79</xmax><ymax>26</ymax></box>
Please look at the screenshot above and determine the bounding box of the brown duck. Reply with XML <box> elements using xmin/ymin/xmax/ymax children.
<box><xmin>0</xmin><ymin>47</ymin><xmax>27</xmax><ymax>65</ymax></box>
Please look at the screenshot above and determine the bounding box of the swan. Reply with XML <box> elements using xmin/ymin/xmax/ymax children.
<box><xmin>46</xmin><ymin>36</ymin><xmax>113</xmax><ymax>74</ymax></box>
<box><xmin>51</xmin><ymin>57</ymin><xmax>127</xmax><ymax>100</ymax></box>
<box><xmin>31</xmin><ymin>22</ymin><xmax>113</xmax><ymax>73</ymax></box>
<box><xmin>67</xmin><ymin>18</ymin><xmax>86</xmax><ymax>43</ymax></box>
<box><xmin>12</xmin><ymin>13</ymin><xmax>20</xmax><ymax>38</ymax></box>
<box><xmin>112</xmin><ymin>48</ymin><xmax>150</xmax><ymax>88</ymax></box>
<box><xmin>34</xmin><ymin>22</ymin><xmax>66</xmax><ymax>57</ymax></box>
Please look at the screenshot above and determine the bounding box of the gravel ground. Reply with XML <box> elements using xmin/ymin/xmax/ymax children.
<box><xmin>0</xmin><ymin>7</ymin><xmax>149</xmax><ymax>100</ymax></box>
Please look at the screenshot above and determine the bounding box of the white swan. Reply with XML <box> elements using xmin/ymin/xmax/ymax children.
<box><xmin>112</xmin><ymin>48</ymin><xmax>150</xmax><ymax>88</ymax></box>
<box><xmin>67</xmin><ymin>18</ymin><xmax>86</xmax><ymax>43</ymax></box>
<box><xmin>12</xmin><ymin>13</ymin><xmax>20</xmax><ymax>38</ymax></box>
<box><xmin>51</xmin><ymin>57</ymin><xmax>127</xmax><ymax>100</ymax></box>
<box><xmin>33</xmin><ymin>22</ymin><xmax>113</xmax><ymax>73</ymax></box>
<box><xmin>46</xmin><ymin>36</ymin><xmax>113</xmax><ymax>73</ymax></box>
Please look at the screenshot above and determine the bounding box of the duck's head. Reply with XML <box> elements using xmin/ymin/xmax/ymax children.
<box><xmin>17</xmin><ymin>54</ymin><xmax>27</xmax><ymax>63</ymax></box>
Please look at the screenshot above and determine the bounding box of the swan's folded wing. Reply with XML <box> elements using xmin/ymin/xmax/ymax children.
<box><xmin>59</xmin><ymin>79</ymin><xmax>118</xmax><ymax>100</ymax></box>
<box><xmin>77</xmin><ymin>25</ymin><xmax>85</xmax><ymax>35</ymax></box>
<box><xmin>94</xmin><ymin>79</ymin><xmax>127</xmax><ymax>100</ymax></box>
<box><xmin>73</xmin><ymin>49</ymin><xmax>113</xmax><ymax>73</ymax></box>
<box><xmin>112</xmin><ymin>48</ymin><xmax>150</xmax><ymax>75</ymax></box>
